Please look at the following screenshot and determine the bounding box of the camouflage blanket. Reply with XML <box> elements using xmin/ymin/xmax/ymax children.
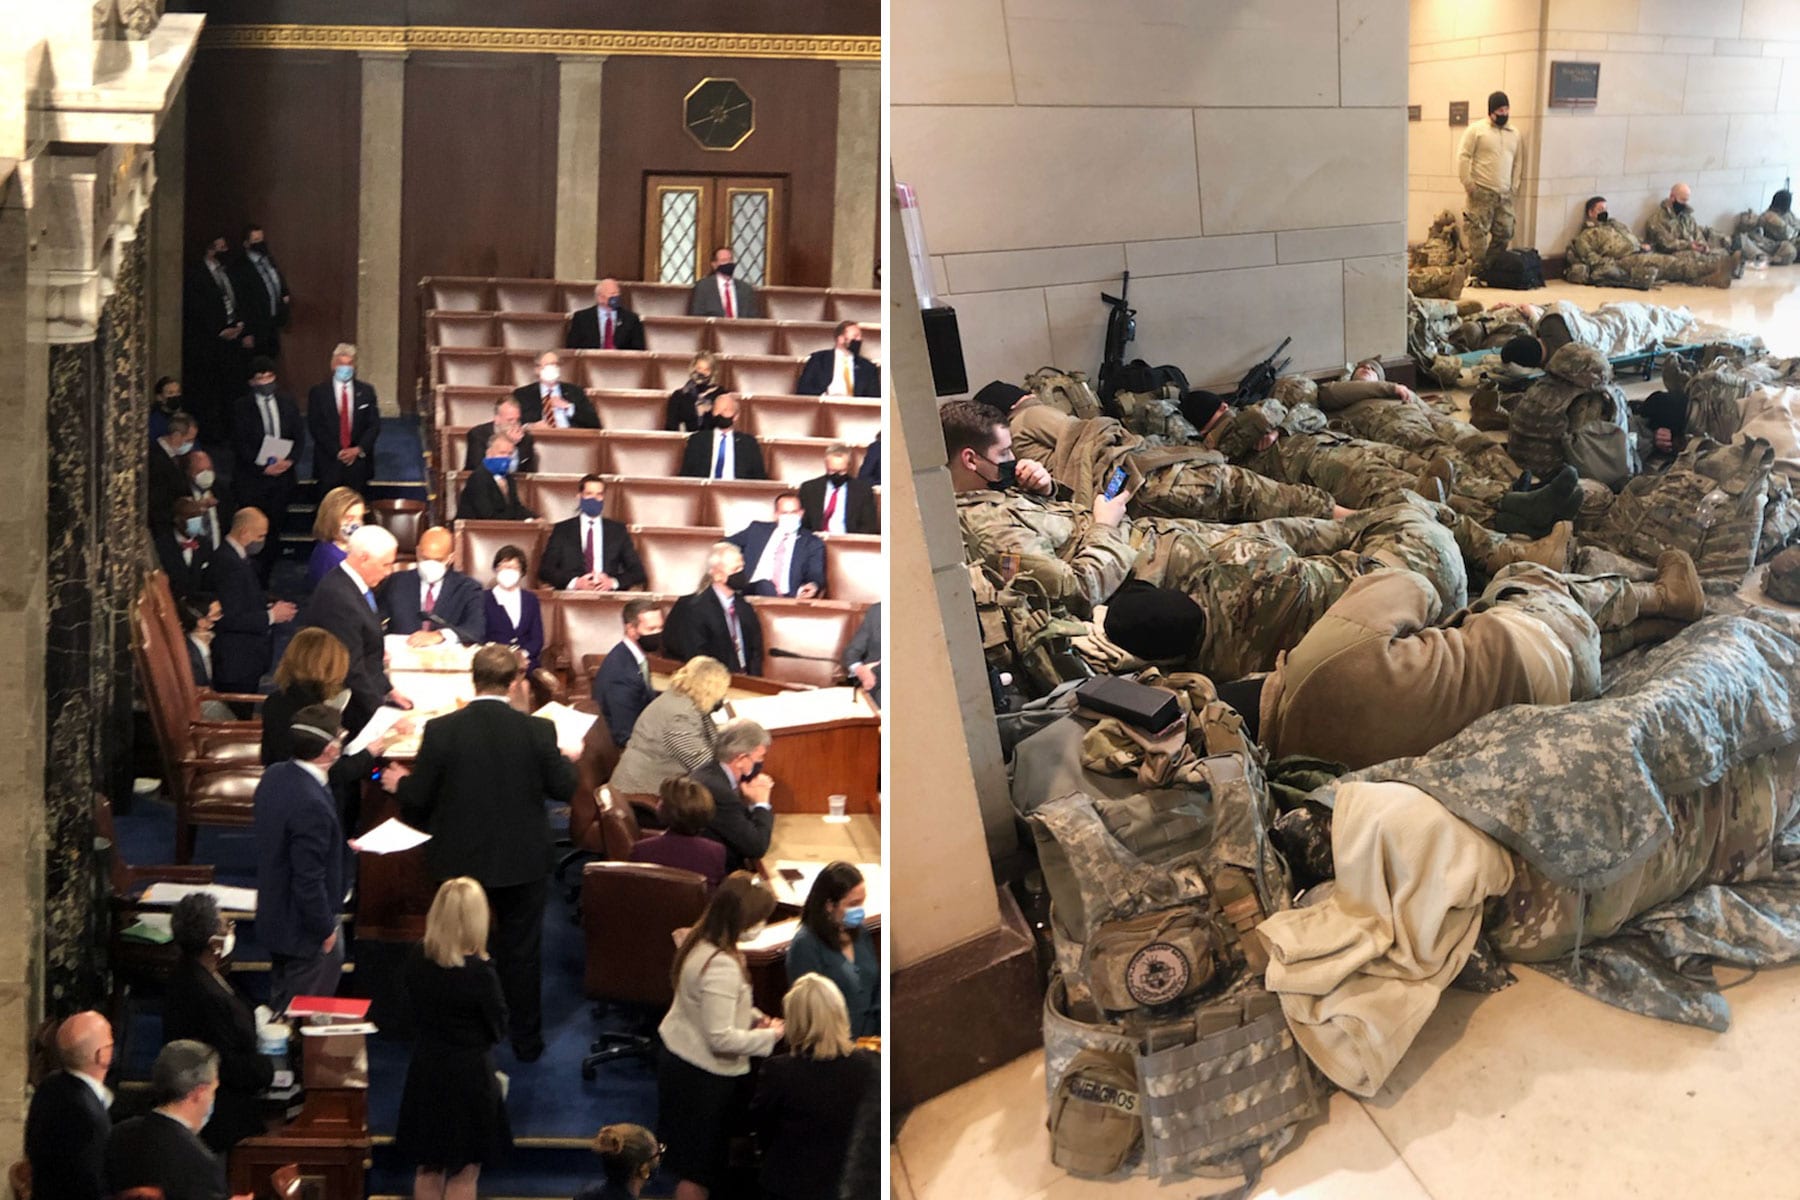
<box><xmin>1342</xmin><ymin>615</ymin><xmax>1800</xmax><ymax>892</ymax></box>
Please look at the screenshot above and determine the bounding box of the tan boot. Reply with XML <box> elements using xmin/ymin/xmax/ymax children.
<box><xmin>1469</xmin><ymin>381</ymin><xmax>1508</xmax><ymax>432</ymax></box>
<box><xmin>1446</xmin><ymin>264</ymin><xmax>1469</xmax><ymax>300</ymax></box>
<box><xmin>1704</xmin><ymin>253</ymin><xmax>1737</xmax><ymax>289</ymax></box>
<box><xmin>1489</xmin><ymin>520</ymin><xmax>1573</xmax><ymax>573</ymax></box>
<box><xmin>1635</xmin><ymin>549</ymin><xmax>1705</xmax><ymax>620</ymax></box>
<box><xmin>1417</xmin><ymin>454</ymin><xmax>1457</xmax><ymax>503</ymax></box>
<box><xmin>1601</xmin><ymin>617</ymin><xmax>1691</xmax><ymax>658</ymax></box>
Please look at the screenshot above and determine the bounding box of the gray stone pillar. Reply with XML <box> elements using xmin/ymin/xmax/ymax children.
<box><xmin>357</xmin><ymin>51</ymin><xmax>407</xmax><ymax>416</ymax></box>
<box><xmin>555</xmin><ymin>55</ymin><xmax>606</xmax><ymax>281</ymax></box>
<box><xmin>830</xmin><ymin>62</ymin><xmax>880</xmax><ymax>290</ymax></box>
<box><xmin>150</xmin><ymin>83</ymin><xmax>186</xmax><ymax>383</ymax></box>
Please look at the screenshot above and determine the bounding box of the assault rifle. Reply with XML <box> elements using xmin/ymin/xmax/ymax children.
<box><xmin>1096</xmin><ymin>272</ymin><xmax>1136</xmax><ymax>407</ymax></box>
<box><xmin>1232</xmin><ymin>337</ymin><xmax>1292</xmax><ymax>406</ymax></box>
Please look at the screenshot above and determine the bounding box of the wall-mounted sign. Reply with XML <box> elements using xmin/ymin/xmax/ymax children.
<box><xmin>1449</xmin><ymin>101</ymin><xmax>1469</xmax><ymax>127</ymax></box>
<box><xmin>1408</xmin><ymin>104</ymin><xmax>1421</xmax><ymax>121</ymax></box>
<box><xmin>1549</xmin><ymin>61</ymin><xmax>1600</xmax><ymax>107</ymax></box>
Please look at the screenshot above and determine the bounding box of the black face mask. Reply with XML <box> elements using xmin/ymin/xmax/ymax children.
<box><xmin>1491</xmin><ymin>113</ymin><xmax>1508</xmax><ymax>128</ymax></box>
<box><xmin>637</xmin><ymin>632</ymin><xmax>662</xmax><ymax>654</ymax></box>
<box><xmin>742</xmin><ymin>762</ymin><xmax>763</xmax><ymax>781</ymax></box>
<box><xmin>253</xmin><ymin>383</ymin><xmax>276</xmax><ymax>397</ymax></box>
<box><xmin>711</xmin><ymin>413</ymin><xmax>735</xmax><ymax>430</ymax></box>
<box><xmin>157</xmin><ymin>393</ymin><xmax>181</xmax><ymax>411</ymax></box>
<box><xmin>248</xmin><ymin>241</ymin><xmax>269</xmax><ymax>256</ymax></box>
<box><xmin>717</xmin><ymin>261</ymin><xmax>737</xmax><ymax>277</ymax></box>
<box><xmin>725</xmin><ymin>570</ymin><xmax>749</xmax><ymax>593</ymax></box>
<box><xmin>691</xmin><ymin>372</ymin><xmax>712</xmax><ymax>387</ymax></box>
<box><xmin>1673</xmin><ymin>201</ymin><xmax>1691</xmax><ymax>215</ymax></box>
<box><xmin>847</xmin><ymin>338</ymin><xmax>864</xmax><ymax>357</ymax></box>
<box><xmin>1595</xmin><ymin>211</ymin><xmax>1610</xmax><ymax>223</ymax></box>
<box><xmin>986</xmin><ymin>456</ymin><xmax>1018</xmax><ymax>492</ymax></box>
<box><xmin>826</xmin><ymin>472</ymin><xmax>849</xmax><ymax>487</ymax></box>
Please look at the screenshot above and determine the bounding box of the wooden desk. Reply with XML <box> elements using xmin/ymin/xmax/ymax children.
<box><xmin>726</xmin><ymin>689</ymin><xmax>881</xmax><ymax>815</ymax></box>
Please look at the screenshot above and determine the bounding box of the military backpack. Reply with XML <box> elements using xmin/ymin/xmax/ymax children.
<box><xmin>1590</xmin><ymin>436</ymin><xmax>1776</xmax><ymax>578</ymax></box>
<box><xmin>1026</xmin><ymin>366</ymin><xmax>1104</xmax><ymax>419</ymax></box>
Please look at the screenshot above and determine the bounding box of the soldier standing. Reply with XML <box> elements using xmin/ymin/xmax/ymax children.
<box><xmin>1458</xmin><ymin>91</ymin><xmax>1523</xmax><ymax>269</ymax></box>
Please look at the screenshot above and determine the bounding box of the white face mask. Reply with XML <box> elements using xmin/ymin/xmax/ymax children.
<box><xmin>775</xmin><ymin>513</ymin><xmax>801</xmax><ymax>534</ymax></box>
<box><xmin>214</xmin><ymin>931</ymin><xmax>236</xmax><ymax>960</ymax></box>
<box><xmin>494</xmin><ymin>568</ymin><xmax>522</xmax><ymax>590</ymax></box>
<box><xmin>193</xmin><ymin>469</ymin><xmax>216</xmax><ymax>490</ymax></box>
<box><xmin>539</xmin><ymin>366</ymin><xmax>560</xmax><ymax>385</ymax></box>
<box><xmin>416</xmin><ymin>559</ymin><xmax>447</xmax><ymax>584</ymax></box>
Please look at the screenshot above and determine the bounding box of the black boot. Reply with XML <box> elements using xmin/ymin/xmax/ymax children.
<box><xmin>1511</xmin><ymin>469</ymin><xmax>1536</xmax><ymax>493</ymax></box>
<box><xmin>1497</xmin><ymin>466</ymin><xmax>1581</xmax><ymax>529</ymax></box>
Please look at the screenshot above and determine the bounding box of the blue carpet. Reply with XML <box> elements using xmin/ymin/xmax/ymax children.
<box><xmin>290</xmin><ymin>416</ymin><xmax>426</xmax><ymax>486</ymax></box>
<box><xmin>114</xmin><ymin>798</ymin><xmax>659</xmax><ymax>1160</ymax></box>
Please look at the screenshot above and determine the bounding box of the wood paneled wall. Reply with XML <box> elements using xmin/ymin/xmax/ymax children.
<box><xmin>182</xmin><ymin>50</ymin><xmax>362</xmax><ymax>395</ymax></box>
<box><xmin>597</xmin><ymin>57</ymin><xmax>842</xmax><ymax>288</ymax></box>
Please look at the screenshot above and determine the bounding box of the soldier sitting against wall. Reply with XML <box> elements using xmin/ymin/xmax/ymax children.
<box><xmin>1743</xmin><ymin>189</ymin><xmax>1800</xmax><ymax>266</ymax></box>
<box><xmin>1644</xmin><ymin>183</ymin><xmax>1742</xmax><ymax>277</ymax></box>
<box><xmin>1565</xmin><ymin>196</ymin><xmax>1736</xmax><ymax>290</ymax></box>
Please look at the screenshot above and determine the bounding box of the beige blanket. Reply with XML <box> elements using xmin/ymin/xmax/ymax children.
<box><xmin>1256</xmin><ymin>780</ymin><xmax>1513</xmax><ymax>1097</ymax></box>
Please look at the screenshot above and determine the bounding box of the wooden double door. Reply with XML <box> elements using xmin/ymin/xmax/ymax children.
<box><xmin>643</xmin><ymin>173</ymin><xmax>786</xmax><ymax>288</ymax></box>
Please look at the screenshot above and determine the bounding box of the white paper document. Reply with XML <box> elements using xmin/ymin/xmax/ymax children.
<box><xmin>141</xmin><ymin>882</ymin><xmax>259</xmax><ymax>913</ymax></box>
<box><xmin>350</xmin><ymin>817</ymin><xmax>431</xmax><ymax>855</ymax></box>
<box><xmin>256</xmin><ymin>436</ymin><xmax>294</xmax><ymax>465</ymax></box>
<box><xmin>533</xmin><ymin>701</ymin><xmax>599</xmax><ymax>748</ymax></box>
<box><xmin>346</xmin><ymin>705</ymin><xmax>410</xmax><ymax>755</ymax></box>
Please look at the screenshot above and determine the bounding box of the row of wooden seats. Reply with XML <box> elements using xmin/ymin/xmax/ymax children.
<box><xmin>451</xmin><ymin>518</ymin><xmax>883</xmax><ymax>606</ymax></box>
<box><xmin>431</xmin><ymin>347</ymin><xmax>814</xmax><ymax>394</ymax></box>
<box><xmin>422</xmin><ymin>276</ymin><xmax>880</xmax><ymax>325</ymax></box>
<box><xmin>432</xmin><ymin>429</ymin><xmax>866</xmax><ymax>488</ymax></box>
<box><xmin>427</xmin><ymin>313</ymin><xmax>883</xmax><ymax>362</ymax></box>
<box><xmin>441</xmin><ymin>473</ymin><xmax>879</xmax><ymax>532</ymax></box>
<box><xmin>434</xmin><ymin>386</ymin><xmax>881</xmax><ymax>444</ymax></box>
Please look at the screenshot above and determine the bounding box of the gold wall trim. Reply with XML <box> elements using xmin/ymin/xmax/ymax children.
<box><xmin>199</xmin><ymin>24</ymin><xmax>880</xmax><ymax>61</ymax></box>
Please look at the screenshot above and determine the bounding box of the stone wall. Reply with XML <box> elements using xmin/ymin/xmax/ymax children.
<box><xmin>43</xmin><ymin>218</ymin><xmax>150</xmax><ymax>1012</ymax></box>
<box><xmin>892</xmin><ymin>0</ymin><xmax>1410</xmax><ymax>394</ymax></box>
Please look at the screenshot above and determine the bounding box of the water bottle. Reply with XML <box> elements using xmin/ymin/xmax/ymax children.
<box><xmin>1696</xmin><ymin>488</ymin><xmax>1732</xmax><ymax>530</ymax></box>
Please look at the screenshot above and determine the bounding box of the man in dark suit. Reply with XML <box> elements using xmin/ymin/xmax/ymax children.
<box><xmin>378</xmin><ymin>526</ymin><xmax>485</xmax><ymax>645</ymax></box>
<box><xmin>149</xmin><ymin>413</ymin><xmax>199</xmax><ymax>531</ymax></box>
<box><xmin>396</xmin><ymin>645</ymin><xmax>579</xmax><ymax>1061</ymax></box>
<box><xmin>154</xmin><ymin>499</ymin><xmax>217</xmax><ymax>601</ymax></box>
<box><xmin>231</xmin><ymin>356</ymin><xmax>301</xmax><ymax>576</ymax></box>
<box><xmin>844</xmin><ymin>601</ymin><xmax>881</xmax><ymax>707</ymax></box>
<box><xmin>307</xmin><ymin>343</ymin><xmax>380</xmax><ymax>496</ymax></box>
<box><xmin>795</xmin><ymin>321</ymin><xmax>881</xmax><ymax>397</ymax></box>
<box><xmin>516</xmin><ymin>350</ymin><xmax>600</xmax><ymax>428</ymax></box>
<box><xmin>228</xmin><ymin>224</ymin><xmax>291</xmax><ymax>360</ymax></box>
<box><xmin>728</xmin><ymin>492</ymin><xmax>826</xmax><ymax>599</ymax></box>
<box><xmin>679</xmin><ymin>393</ymin><xmax>766</xmax><ymax>480</ymax></box>
<box><xmin>799</xmin><ymin>444</ymin><xmax>879</xmax><ymax>535</ymax></box>
<box><xmin>592</xmin><ymin>599</ymin><xmax>664</xmax><ymax>746</ymax></box>
<box><xmin>27</xmin><ymin>1010</ymin><xmax>114</xmax><ymax>1200</ymax></box>
<box><xmin>858</xmin><ymin>432</ymin><xmax>881</xmax><ymax>483</ymax></box>
<box><xmin>565</xmin><ymin>278</ymin><xmax>646</xmax><ymax>350</ymax></box>
<box><xmin>664</xmin><ymin>542</ymin><xmax>764</xmax><ymax>675</ymax></box>
<box><xmin>689</xmin><ymin>719</ymin><xmax>775</xmax><ymax>871</ymax></box>
<box><xmin>296</xmin><ymin>525</ymin><xmax>411</xmax><ymax>733</ymax></box>
<box><xmin>463</xmin><ymin>396</ymin><xmax>537</xmax><ymax>474</ymax></box>
<box><xmin>688</xmin><ymin>246</ymin><xmax>762</xmax><ymax>319</ymax></box>
<box><xmin>182</xmin><ymin>235</ymin><xmax>249</xmax><ymax>438</ymax></box>
<box><xmin>103</xmin><ymin>1040</ymin><xmax>230</xmax><ymax>1200</ymax></box>
<box><xmin>457</xmin><ymin>430</ymin><xmax>536</xmax><ymax>521</ymax></box>
<box><xmin>209</xmin><ymin>509</ymin><xmax>297</xmax><ymax>693</ymax></box>
<box><xmin>254</xmin><ymin>704</ymin><xmax>349</xmax><ymax>1013</ymax></box>
<box><xmin>181</xmin><ymin>449</ymin><xmax>232</xmax><ymax>553</ymax></box>
<box><xmin>537</xmin><ymin>474</ymin><xmax>646</xmax><ymax>591</ymax></box>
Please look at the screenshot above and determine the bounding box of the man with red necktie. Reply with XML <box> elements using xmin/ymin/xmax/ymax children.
<box><xmin>564</xmin><ymin>277</ymin><xmax>647</xmax><ymax>350</ymax></box>
<box><xmin>306</xmin><ymin>342</ymin><xmax>379</xmax><ymax>497</ymax></box>
<box><xmin>686</xmin><ymin>246</ymin><xmax>762</xmax><ymax>319</ymax></box>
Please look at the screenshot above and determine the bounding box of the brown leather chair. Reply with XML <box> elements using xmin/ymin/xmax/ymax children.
<box><xmin>620</xmin><ymin>282</ymin><xmax>693</xmax><ymax>317</ymax></box>
<box><xmin>590</xmin><ymin>391</ymin><xmax>669</xmax><ymax>432</ymax></box>
<box><xmin>762</xmin><ymin>437</ymin><xmax>848</xmax><ymax>487</ymax></box>
<box><xmin>371</xmin><ymin>500</ymin><xmax>429</xmax><ymax>557</ymax></box>
<box><xmin>530</xmin><ymin>430</ymin><xmax>608</xmax><ymax>476</ymax></box>
<box><xmin>732</xmin><ymin>356</ymin><xmax>811</xmax><ymax>397</ymax></box>
<box><xmin>572</xmin><ymin>351</ymin><xmax>656</xmax><ymax>391</ymax></box>
<box><xmin>605</xmin><ymin>431</ymin><xmax>688</xmax><ymax>479</ymax></box>
<box><xmin>423</xmin><ymin>278</ymin><xmax>491</xmax><ymax>312</ymax></box>
<box><xmin>827</xmin><ymin>290</ymin><xmax>882</xmax><ymax>326</ymax></box>
<box><xmin>556</xmin><ymin>717</ymin><xmax>623</xmax><ymax>890</ymax></box>
<box><xmin>761</xmin><ymin>288</ymin><xmax>832</xmax><ymax>323</ymax></box>
<box><xmin>436</xmin><ymin>385</ymin><xmax>510</xmax><ymax>428</ymax></box>
<box><xmin>432</xmin><ymin>348</ymin><xmax>507</xmax><ymax>387</ymax></box>
<box><xmin>141</xmin><ymin>574</ymin><xmax>263</xmax><ymax>738</ymax></box>
<box><xmin>428</xmin><ymin>313</ymin><xmax>496</xmax><ymax>349</ymax></box>
<box><xmin>608</xmin><ymin>478</ymin><xmax>706</xmax><ymax>528</ymax></box>
<box><xmin>634</xmin><ymin>527</ymin><xmax>724</xmax><ymax>594</ymax></box>
<box><xmin>579</xmin><ymin>861</ymin><xmax>709</xmax><ymax>1078</ymax></box>
<box><xmin>711</xmin><ymin>320</ymin><xmax>785</xmax><ymax>357</ymax></box>
<box><xmin>706</xmin><ymin>481</ymin><xmax>790</xmax><ymax>535</ymax></box>
<box><xmin>749</xmin><ymin>598</ymin><xmax>864</xmax><ymax>688</ymax></box>
<box><xmin>740</xmin><ymin>396</ymin><xmax>823</xmax><ymax>440</ymax></box>
<box><xmin>819</xmin><ymin>399</ymin><xmax>883</xmax><ymax>446</ymax></box>
<box><xmin>638</xmin><ymin>317</ymin><xmax>709</xmax><ymax>355</ymax></box>
<box><xmin>824</xmin><ymin>535</ymin><xmax>884</xmax><ymax>606</ymax></box>
<box><xmin>454</xmin><ymin>519</ymin><xmax>551</xmax><ymax>587</ymax></box>
<box><xmin>494</xmin><ymin>281</ymin><xmax>559</xmax><ymax>313</ymax></box>
<box><xmin>499</xmin><ymin>314</ymin><xmax>567</xmax><ymax>352</ymax></box>
<box><xmin>774</xmin><ymin>321</ymin><xmax>838</xmax><ymax>358</ymax></box>
<box><xmin>595</xmin><ymin>786</ymin><xmax>646</xmax><ymax>861</ymax></box>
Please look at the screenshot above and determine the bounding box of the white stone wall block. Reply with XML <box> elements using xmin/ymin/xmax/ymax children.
<box><xmin>1193</xmin><ymin>107</ymin><xmax>1405</xmax><ymax>235</ymax></box>
<box><xmin>1123</xmin><ymin>233</ymin><xmax>1277</xmax><ymax>277</ymax></box>
<box><xmin>1342</xmin><ymin>0</ymin><xmax>1410</xmax><ymax>107</ymax></box>
<box><xmin>1637</xmin><ymin>0</ymin><xmax>1744</xmax><ymax>38</ymax></box>
<box><xmin>943</xmin><ymin>244</ymin><xmax>1127</xmax><ymax>295</ymax></box>
<box><xmin>1547</xmin><ymin>0</ymin><xmax>1641</xmax><ymax>34</ymax></box>
<box><xmin>1683</xmin><ymin>54</ymin><xmax>1783</xmax><ymax>113</ymax></box>
<box><xmin>891</xmin><ymin>0</ymin><xmax>1014</xmax><ymax>106</ymax></box>
<box><xmin>1622</xmin><ymin>113</ymin><xmax>1732</xmax><ymax>173</ymax></box>
<box><xmin>939</xmin><ymin>288</ymin><xmax>1056</xmax><ymax>396</ymax></box>
<box><xmin>1343</xmin><ymin>252</ymin><xmax>1406</xmax><ymax>363</ymax></box>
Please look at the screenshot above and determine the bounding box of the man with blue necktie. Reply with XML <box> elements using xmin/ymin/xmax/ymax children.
<box><xmin>296</xmin><ymin>525</ymin><xmax>412</xmax><ymax>735</ymax></box>
<box><xmin>679</xmin><ymin>392</ymin><xmax>766</xmax><ymax>480</ymax></box>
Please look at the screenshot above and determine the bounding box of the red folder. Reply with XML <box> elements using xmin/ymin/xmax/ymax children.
<box><xmin>285</xmin><ymin>995</ymin><xmax>371</xmax><ymax>1020</ymax></box>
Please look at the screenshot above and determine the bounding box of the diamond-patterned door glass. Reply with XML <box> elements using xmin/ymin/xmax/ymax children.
<box><xmin>659</xmin><ymin>190</ymin><xmax>701</xmax><ymax>284</ymax></box>
<box><xmin>729</xmin><ymin>191</ymin><xmax>771</xmax><ymax>288</ymax></box>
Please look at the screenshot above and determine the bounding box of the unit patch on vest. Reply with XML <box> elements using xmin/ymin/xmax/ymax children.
<box><xmin>1124</xmin><ymin>942</ymin><xmax>1192</xmax><ymax>1007</ymax></box>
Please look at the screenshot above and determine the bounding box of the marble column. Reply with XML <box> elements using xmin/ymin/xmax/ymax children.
<box><xmin>0</xmin><ymin>166</ymin><xmax>50</xmax><ymax>1165</ymax></box>
<box><xmin>357</xmin><ymin>51</ymin><xmax>407</xmax><ymax>417</ymax></box>
<box><xmin>830</xmin><ymin>62</ymin><xmax>880</xmax><ymax>290</ymax></box>
<box><xmin>149</xmin><ymin>84</ymin><xmax>185</xmax><ymax>382</ymax></box>
<box><xmin>555</xmin><ymin>55</ymin><xmax>605</xmax><ymax>281</ymax></box>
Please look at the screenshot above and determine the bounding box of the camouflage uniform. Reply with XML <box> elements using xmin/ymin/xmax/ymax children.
<box><xmin>955</xmin><ymin>489</ymin><xmax>1139</xmax><ymax>617</ymax></box>
<box><xmin>1007</xmin><ymin>398</ymin><xmax>1337</xmax><ymax>525</ymax></box>
<box><xmin>1463</xmin><ymin>186</ymin><xmax>1515</xmax><ymax>268</ymax></box>
<box><xmin>1314</xmin><ymin>378</ymin><xmax>1521</xmax><ymax>517</ymax></box>
<box><xmin>1562</xmin><ymin>217</ymin><xmax>1728</xmax><ymax>287</ymax></box>
<box><xmin>1758</xmin><ymin>206</ymin><xmax>1800</xmax><ymax>265</ymax></box>
<box><xmin>1506</xmin><ymin>343</ymin><xmax>1629</xmax><ymax>480</ymax></box>
<box><xmin>1407</xmin><ymin>209</ymin><xmax>1470</xmax><ymax>299</ymax></box>
<box><xmin>1644</xmin><ymin>198</ymin><xmax>1730</xmax><ymax>255</ymax></box>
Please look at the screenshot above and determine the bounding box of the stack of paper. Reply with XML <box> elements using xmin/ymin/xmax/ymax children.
<box><xmin>346</xmin><ymin>705</ymin><xmax>411</xmax><ymax>754</ymax></box>
<box><xmin>533</xmin><ymin>701</ymin><xmax>600</xmax><ymax>749</ymax></box>
<box><xmin>140</xmin><ymin>882</ymin><xmax>259</xmax><ymax>913</ymax></box>
<box><xmin>349</xmin><ymin>817</ymin><xmax>431</xmax><ymax>855</ymax></box>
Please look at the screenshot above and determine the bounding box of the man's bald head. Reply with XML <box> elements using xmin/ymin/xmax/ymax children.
<box><xmin>184</xmin><ymin>449</ymin><xmax>213</xmax><ymax>478</ymax></box>
<box><xmin>57</xmin><ymin>1011</ymin><xmax>113</xmax><ymax>1078</ymax></box>
<box><xmin>231</xmin><ymin>507</ymin><xmax>269</xmax><ymax>542</ymax></box>
<box><xmin>416</xmin><ymin>526</ymin><xmax>453</xmax><ymax>562</ymax></box>
<box><xmin>1671</xmin><ymin>182</ymin><xmax>1692</xmax><ymax>205</ymax></box>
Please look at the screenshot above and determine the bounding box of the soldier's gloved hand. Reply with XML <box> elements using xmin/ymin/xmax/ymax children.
<box><xmin>1092</xmin><ymin>490</ymin><xmax>1131</xmax><ymax>528</ymax></box>
<box><xmin>1014</xmin><ymin>458</ymin><xmax>1055</xmax><ymax>495</ymax></box>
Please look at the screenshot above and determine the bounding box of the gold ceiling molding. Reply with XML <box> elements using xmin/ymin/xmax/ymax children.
<box><xmin>198</xmin><ymin>23</ymin><xmax>880</xmax><ymax>61</ymax></box>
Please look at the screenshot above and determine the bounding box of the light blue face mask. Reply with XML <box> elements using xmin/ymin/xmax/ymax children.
<box><xmin>333</xmin><ymin>364</ymin><xmax>355</xmax><ymax>383</ymax></box>
<box><xmin>174</xmin><ymin>440</ymin><xmax>195</xmax><ymax>456</ymax></box>
<box><xmin>182</xmin><ymin>516</ymin><xmax>205</xmax><ymax>538</ymax></box>
<box><xmin>842</xmin><ymin>905</ymin><xmax>866</xmax><ymax>929</ymax></box>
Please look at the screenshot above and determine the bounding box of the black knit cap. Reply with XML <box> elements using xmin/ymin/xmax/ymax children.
<box><xmin>972</xmin><ymin>380</ymin><xmax>1030</xmax><ymax>415</ymax></box>
<box><xmin>1104</xmin><ymin>579</ymin><xmax>1206</xmax><ymax>662</ymax></box>
<box><xmin>1179</xmin><ymin>389</ymin><xmax>1228</xmax><ymax>430</ymax></box>
<box><xmin>247</xmin><ymin>355</ymin><xmax>276</xmax><ymax>378</ymax></box>
<box><xmin>1500</xmin><ymin>335</ymin><xmax>1544</xmax><ymax>369</ymax></box>
<box><xmin>1488</xmin><ymin>91</ymin><xmax>1510</xmax><ymax>114</ymax></box>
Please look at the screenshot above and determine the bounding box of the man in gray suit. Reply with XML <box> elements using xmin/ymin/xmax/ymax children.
<box><xmin>843</xmin><ymin>602</ymin><xmax>881</xmax><ymax>708</ymax></box>
<box><xmin>687</xmin><ymin>246</ymin><xmax>761</xmax><ymax>319</ymax></box>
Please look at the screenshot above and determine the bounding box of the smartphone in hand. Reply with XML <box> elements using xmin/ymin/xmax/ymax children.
<box><xmin>1102</xmin><ymin>465</ymin><xmax>1128</xmax><ymax>499</ymax></box>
